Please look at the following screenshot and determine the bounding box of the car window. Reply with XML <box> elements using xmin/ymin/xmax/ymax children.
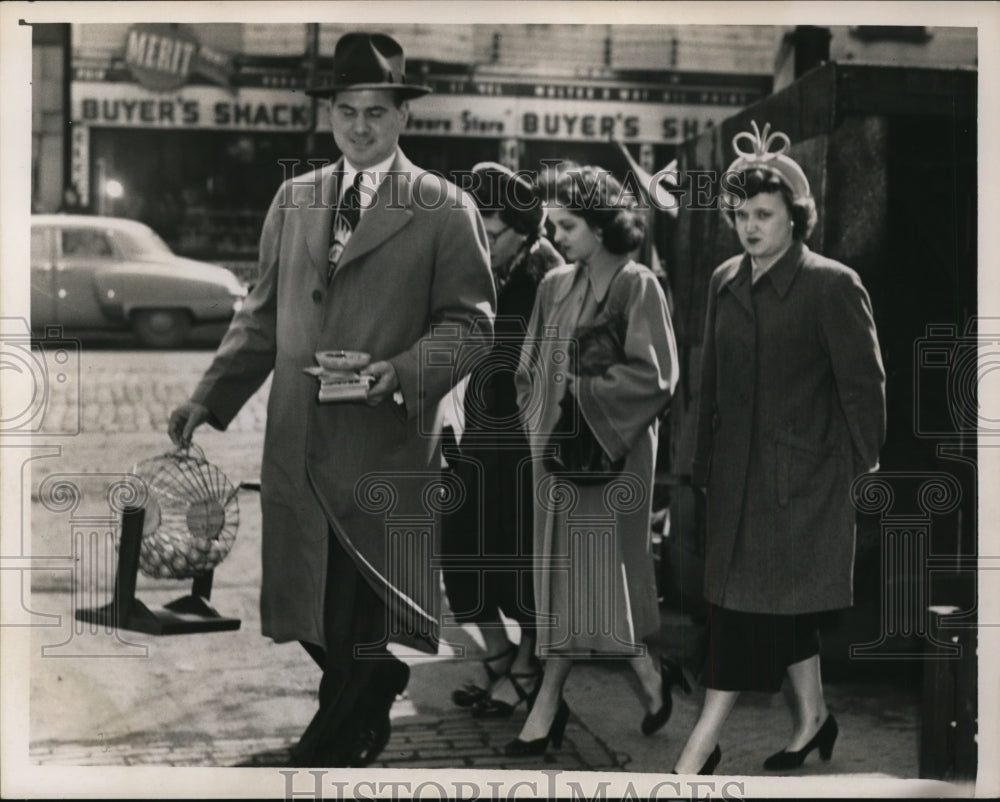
<box><xmin>31</xmin><ymin>227</ymin><xmax>49</xmax><ymax>260</ymax></box>
<box><xmin>61</xmin><ymin>228</ymin><xmax>115</xmax><ymax>258</ymax></box>
<box><xmin>115</xmin><ymin>226</ymin><xmax>174</xmax><ymax>260</ymax></box>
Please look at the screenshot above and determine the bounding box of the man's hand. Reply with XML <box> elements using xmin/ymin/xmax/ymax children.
<box><xmin>168</xmin><ymin>401</ymin><xmax>211</xmax><ymax>447</ymax></box>
<box><xmin>360</xmin><ymin>361</ymin><xmax>400</xmax><ymax>406</ymax></box>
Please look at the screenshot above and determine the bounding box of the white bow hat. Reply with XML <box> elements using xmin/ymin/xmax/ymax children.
<box><xmin>725</xmin><ymin>121</ymin><xmax>811</xmax><ymax>201</ymax></box>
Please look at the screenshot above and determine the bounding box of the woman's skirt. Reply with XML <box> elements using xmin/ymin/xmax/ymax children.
<box><xmin>441</xmin><ymin>436</ymin><xmax>537</xmax><ymax>632</ymax></box>
<box><xmin>534</xmin><ymin>475</ymin><xmax>660</xmax><ymax>658</ymax></box>
<box><xmin>700</xmin><ymin>604</ymin><xmax>840</xmax><ymax>693</ymax></box>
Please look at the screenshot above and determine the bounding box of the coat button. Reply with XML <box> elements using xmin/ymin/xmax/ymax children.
<box><xmin>312</xmin><ymin>289</ymin><xmax>322</xmax><ymax>303</ymax></box>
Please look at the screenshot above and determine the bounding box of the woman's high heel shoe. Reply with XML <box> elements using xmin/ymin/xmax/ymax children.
<box><xmin>763</xmin><ymin>714</ymin><xmax>838</xmax><ymax>770</ymax></box>
<box><xmin>641</xmin><ymin>655</ymin><xmax>692</xmax><ymax>736</ymax></box>
<box><xmin>451</xmin><ymin>644</ymin><xmax>516</xmax><ymax>708</ymax></box>
<box><xmin>503</xmin><ymin>699</ymin><xmax>571</xmax><ymax>757</ymax></box>
<box><xmin>668</xmin><ymin>744</ymin><xmax>721</xmax><ymax>776</ymax></box>
<box><xmin>700</xmin><ymin>745</ymin><xmax>722</xmax><ymax>775</ymax></box>
<box><xmin>472</xmin><ymin>669</ymin><xmax>543</xmax><ymax>719</ymax></box>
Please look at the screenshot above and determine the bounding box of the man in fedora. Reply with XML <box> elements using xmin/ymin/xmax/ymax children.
<box><xmin>168</xmin><ymin>32</ymin><xmax>494</xmax><ymax>766</ymax></box>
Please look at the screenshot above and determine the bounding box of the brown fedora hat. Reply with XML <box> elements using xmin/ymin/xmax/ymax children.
<box><xmin>306</xmin><ymin>32</ymin><xmax>431</xmax><ymax>99</ymax></box>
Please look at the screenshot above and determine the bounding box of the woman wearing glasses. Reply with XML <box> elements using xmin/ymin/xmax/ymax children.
<box><xmin>443</xmin><ymin>162</ymin><xmax>563</xmax><ymax>719</ymax></box>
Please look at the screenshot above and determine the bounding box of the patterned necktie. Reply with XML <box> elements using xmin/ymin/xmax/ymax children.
<box><xmin>327</xmin><ymin>173</ymin><xmax>363</xmax><ymax>282</ymax></box>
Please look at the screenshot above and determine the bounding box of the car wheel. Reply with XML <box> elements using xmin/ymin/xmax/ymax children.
<box><xmin>132</xmin><ymin>309</ymin><xmax>192</xmax><ymax>348</ymax></box>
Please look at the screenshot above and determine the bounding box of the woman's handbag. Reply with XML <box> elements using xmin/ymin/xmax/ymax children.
<box><xmin>543</xmin><ymin>388</ymin><xmax>626</xmax><ymax>484</ymax></box>
<box><xmin>543</xmin><ymin>267</ymin><xmax>629</xmax><ymax>485</ymax></box>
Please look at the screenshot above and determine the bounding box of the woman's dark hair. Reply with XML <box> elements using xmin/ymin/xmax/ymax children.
<box><xmin>470</xmin><ymin>164</ymin><xmax>545</xmax><ymax>237</ymax></box>
<box><xmin>550</xmin><ymin>166</ymin><xmax>646</xmax><ymax>255</ymax></box>
<box><xmin>722</xmin><ymin>167</ymin><xmax>818</xmax><ymax>241</ymax></box>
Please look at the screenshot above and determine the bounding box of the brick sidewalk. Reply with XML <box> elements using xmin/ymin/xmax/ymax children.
<box><xmin>30</xmin><ymin>702</ymin><xmax>623</xmax><ymax>771</ymax></box>
<box><xmin>29</xmin><ymin>729</ymin><xmax>301</xmax><ymax>768</ymax></box>
<box><xmin>22</xmin><ymin>351</ymin><xmax>927</xmax><ymax>781</ymax></box>
<box><xmin>34</xmin><ymin>348</ymin><xmax>269</xmax><ymax>435</ymax></box>
<box><xmin>376</xmin><ymin>708</ymin><xmax>621</xmax><ymax>770</ymax></box>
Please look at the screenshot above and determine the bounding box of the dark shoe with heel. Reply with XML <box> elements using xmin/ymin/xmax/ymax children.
<box><xmin>763</xmin><ymin>714</ymin><xmax>838</xmax><ymax>771</ymax></box>
<box><xmin>503</xmin><ymin>699</ymin><xmax>571</xmax><ymax>757</ymax></box>
<box><xmin>668</xmin><ymin>744</ymin><xmax>721</xmax><ymax>776</ymax></box>
<box><xmin>641</xmin><ymin>655</ymin><xmax>692</xmax><ymax>736</ymax></box>
<box><xmin>451</xmin><ymin>644</ymin><xmax>516</xmax><ymax>708</ymax></box>
<box><xmin>349</xmin><ymin>659</ymin><xmax>411</xmax><ymax>767</ymax></box>
<box><xmin>472</xmin><ymin>668</ymin><xmax>543</xmax><ymax>719</ymax></box>
<box><xmin>700</xmin><ymin>745</ymin><xmax>722</xmax><ymax>775</ymax></box>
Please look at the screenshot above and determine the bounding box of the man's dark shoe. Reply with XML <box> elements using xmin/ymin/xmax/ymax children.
<box><xmin>349</xmin><ymin>658</ymin><xmax>410</xmax><ymax>767</ymax></box>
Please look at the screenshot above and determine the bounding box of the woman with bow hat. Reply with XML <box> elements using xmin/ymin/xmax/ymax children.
<box><xmin>443</xmin><ymin>162</ymin><xmax>562</xmax><ymax>719</ymax></box>
<box><xmin>672</xmin><ymin>123</ymin><xmax>885</xmax><ymax>774</ymax></box>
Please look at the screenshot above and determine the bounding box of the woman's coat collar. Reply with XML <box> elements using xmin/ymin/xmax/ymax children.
<box><xmin>553</xmin><ymin>259</ymin><xmax>633</xmax><ymax>306</ymax></box>
<box><xmin>715</xmin><ymin>241</ymin><xmax>807</xmax><ymax>313</ymax></box>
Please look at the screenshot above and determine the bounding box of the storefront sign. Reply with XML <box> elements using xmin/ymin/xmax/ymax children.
<box><xmin>70</xmin><ymin>125</ymin><xmax>90</xmax><ymax>204</ymax></box>
<box><xmin>431</xmin><ymin>76</ymin><xmax>768</xmax><ymax>107</ymax></box>
<box><xmin>398</xmin><ymin>94</ymin><xmax>735</xmax><ymax>144</ymax></box>
<box><xmin>125</xmin><ymin>23</ymin><xmax>235</xmax><ymax>92</ymax></box>
<box><xmin>74</xmin><ymin>78</ymin><xmax>747</xmax><ymax>143</ymax></box>
<box><xmin>72</xmin><ymin>83</ymin><xmax>313</xmax><ymax>131</ymax></box>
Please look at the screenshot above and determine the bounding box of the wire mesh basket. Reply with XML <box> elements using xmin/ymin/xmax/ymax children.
<box><xmin>129</xmin><ymin>443</ymin><xmax>240</xmax><ymax>580</ymax></box>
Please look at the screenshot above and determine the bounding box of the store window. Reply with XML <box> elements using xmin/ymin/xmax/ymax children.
<box><xmin>89</xmin><ymin>127</ymin><xmax>307</xmax><ymax>262</ymax></box>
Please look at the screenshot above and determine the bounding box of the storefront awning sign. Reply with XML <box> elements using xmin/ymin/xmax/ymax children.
<box><xmin>125</xmin><ymin>23</ymin><xmax>235</xmax><ymax>93</ymax></box>
<box><xmin>73</xmin><ymin>83</ymin><xmax>313</xmax><ymax>132</ymax></box>
<box><xmin>396</xmin><ymin>94</ymin><xmax>735</xmax><ymax>144</ymax></box>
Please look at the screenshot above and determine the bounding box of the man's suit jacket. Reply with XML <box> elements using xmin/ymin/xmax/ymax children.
<box><xmin>192</xmin><ymin>150</ymin><xmax>495</xmax><ymax>652</ymax></box>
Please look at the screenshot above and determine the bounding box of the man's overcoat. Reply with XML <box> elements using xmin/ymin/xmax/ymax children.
<box><xmin>692</xmin><ymin>241</ymin><xmax>885</xmax><ymax>614</ymax></box>
<box><xmin>192</xmin><ymin>151</ymin><xmax>495</xmax><ymax>652</ymax></box>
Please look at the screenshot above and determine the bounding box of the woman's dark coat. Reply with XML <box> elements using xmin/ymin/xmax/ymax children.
<box><xmin>441</xmin><ymin>238</ymin><xmax>563</xmax><ymax>623</ymax></box>
<box><xmin>692</xmin><ymin>241</ymin><xmax>886</xmax><ymax>614</ymax></box>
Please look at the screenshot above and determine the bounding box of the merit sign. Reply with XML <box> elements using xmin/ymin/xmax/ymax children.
<box><xmin>124</xmin><ymin>23</ymin><xmax>235</xmax><ymax>92</ymax></box>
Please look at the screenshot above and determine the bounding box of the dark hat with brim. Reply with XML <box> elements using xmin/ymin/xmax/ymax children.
<box><xmin>470</xmin><ymin>162</ymin><xmax>546</xmax><ymax>237</ymax></box>
<box><xmin>306</xmin><ymin>32</ymin><xmax>431</xmax><ymax>100</ymax></box>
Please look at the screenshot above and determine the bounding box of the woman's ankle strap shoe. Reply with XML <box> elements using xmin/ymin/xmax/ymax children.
<box><xmin>763</xmin><ymin>714</ymin><xmax>838</xmax><ymax>771</ymax></box>
<box><xmin>472</xmin><ymin>669</ymin><xmax>543</xmax><ymax>719</ymax></box>
<box><xmin>451</xmin><ymin>644</ymin><xmax>517</xmax><ymax>708</ymax></box>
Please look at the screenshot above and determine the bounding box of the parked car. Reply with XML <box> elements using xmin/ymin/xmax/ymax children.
<box><xmin>31</xmin><ymin>215</ymin><xmax>248</xmax><ymax>348</ymax></box>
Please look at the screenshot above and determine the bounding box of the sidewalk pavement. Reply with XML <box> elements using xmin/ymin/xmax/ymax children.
<box><xmin>21</xmin><ymin>349</ymin><xmax>939</xmax><ymax>784</ymax></box>
<box><xmin>28</xmin><ymin>585</ymin><xmax>925</xmax><ymax>778</ymax></box>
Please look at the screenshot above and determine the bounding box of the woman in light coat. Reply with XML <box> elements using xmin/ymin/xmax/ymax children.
<box><xmin>509</xmin><ymin>166</ymin><xmax>684</xmax><ymax>756</ymax></box>
<box><xmin>673</xmin><ymin>123</ymin><xmax>886</xmax><ymax>774</ymax></box>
